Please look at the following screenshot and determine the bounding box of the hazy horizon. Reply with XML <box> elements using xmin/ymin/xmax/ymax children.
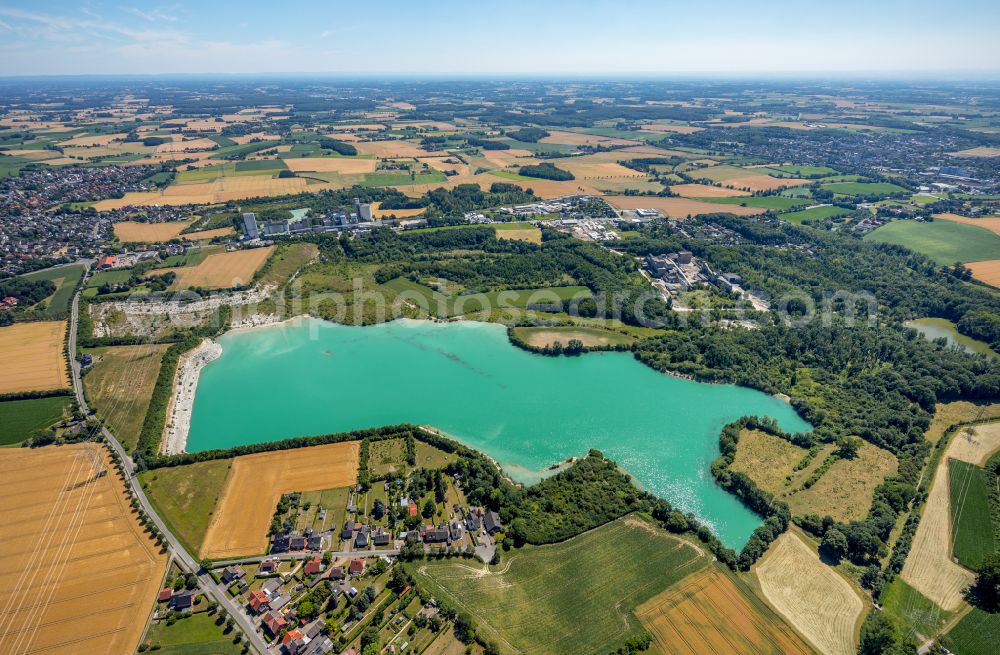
<box><xmin>1</xmin><ymin>0</ymin><xmax>998</xmax><ymax>77</ymax></box>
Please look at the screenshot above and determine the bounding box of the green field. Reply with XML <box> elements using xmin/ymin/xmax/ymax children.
<box><xmin>864</xmin><ymin>219</ymin><xmax>1000</xmax><ymax>265</ymax></box>
<box><xmin>764</xmin><ymin>164</ymin><xmax>839</xmax><ymax>177</ymax></box>
<box><xmin>85</xmin><ymin>269</ymin><xmax>132</xmax><ymax>288</ymax></box>
<box><xmin>139</xmin><ymin>458</ymin><xmax>233</xmax><ymax>555</ymax></box>
<box><xmin>208</xmin><ymin>141</ymin><xmax>276</xmax><ymax>159</ymax></box>
<box><xmin>0</xmin><ymin>395</ymin><xmax>72</xmax><ymax>446</ymax></box>
<box><xmin>880</xmin><ymin>578</ymin><xmax>951</xmax><ymax>641</ymax></box>
<box><xmin>699</xmin><ymin>196</ymin><xmax>810</xmax><ymax>211</ymax></box>
<box><xmin>233</xmin><ymin>158</ymin><xmax>287</xmax><ymax>173</ymax></box>
<box><xmin>143</xmin><ymin>611</ymin><xmax>242</xmax><ymax>655</ymax></box>
<box><xmin>943</xmin><ymin>608</ymin><xmax>1000</xmax><ymax>655</ymax></box>
<box><xmin>381</xmin><ymin>278</ymin><xmax>592</xmax><ymax>317</ymax></box>
<box><xmin>780</xmin><ymin>205</ymin><xmax>853</xmax><ymax>224</ymax></box>
<box><xmin>20</xmin><ymin>263</ymin><xmax>86</xmax><ymax>317</ymax></box>
<box><xmin>949</xmin><ymin>458</ymin><xmax>996</xmax><ymax>570</ymax></box>
<box><xmin>406</xmin><ymin>516</ymin><xmax>708</xmax><ymax>655</ymax></box>
<box><xmin>821</xmin><ymin>182</ymin><xmax>909</xmax><ymax>197</ymax></box>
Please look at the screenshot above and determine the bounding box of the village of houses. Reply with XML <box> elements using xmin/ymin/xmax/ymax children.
<box><xmin>150</xmin><ymin>469</ymin><xmax>503</xmax><ymax>655</ymax></box>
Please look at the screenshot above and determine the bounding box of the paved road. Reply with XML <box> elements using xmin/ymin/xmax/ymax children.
<box><xmin>68</xmin><ymin>272</ymin><xmax>270</xmax><ymax>655</ymax></box>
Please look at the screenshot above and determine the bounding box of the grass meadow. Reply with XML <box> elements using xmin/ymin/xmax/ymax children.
<box><xmin>406</xmin><ymin>516</ymin><xmax>707</xmax><ymax>655</ymax></box>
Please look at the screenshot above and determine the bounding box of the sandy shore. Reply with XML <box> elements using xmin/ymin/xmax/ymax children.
<box><xmin>162</xmin><ymin>338</ymin><xmax>223</xmax><ymax>455</ymax></box>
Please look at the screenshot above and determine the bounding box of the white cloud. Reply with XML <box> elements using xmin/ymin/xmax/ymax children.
<box><xmin>124</xmin><ymin>7</ymin><xmax>178</xmax><ymax>23</ymax></box>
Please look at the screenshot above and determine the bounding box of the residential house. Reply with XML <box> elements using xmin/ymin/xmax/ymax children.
<box><xmin>484</xmin><ymin>511</ymin><xmax>502</xmax><ymax>534</ymax></box>
<box><xmin>424</xmin><ymin>526</ymin><xmax>448</xmax><ymax>544</ymax></box>
<box><xmin>157</xmin><ymin>587</ymin><xmax>173</xmax><ymax>603</ymax></box>
<box><xmin>289</xmin><ymin>533</ymin><xmax>307</xmax><ymax>551</ymax></box>
<box><xmin>449</xmin><ymin>520</ymin><xmax>464</xmax><ymax>542</ymax></box>
<box><xmin>248</xmin><ymin>589</ymin><xmax>270</xmax><ymax>613</ymax></box>
<box><xmin>308</xmin><ymin>533</ymin><xmax>323</xmax><ymax>550</ymax></box>
<box><xmin>257</xmin><ymin>558</ymin><xmax>280</xmax><ymax>576</ymax></box>
<box><xmin>341</xmin><ymin>520</ymin><xmax>355</xmax><ymax>541</ymax></box>
<box><xmin>371</xmin><ymin>527</ymin><xmax>390</xmax><ymax>547</ymax></box>
<box><xmin>262</xmin><ymin>611</ymin><xmax>288</xmax><ymax>636</ymax></box>
<box><xmin>171</xmin><ymin>590</ymin><xmax>195</xmax><ymax>612</ymax></box>
<box><xmin>220</xmin><ymin>565</ymin><xmax>245</xmax><ymax>585</ymax></box>
<box><xmin>465</xmin><ymin>511</ymin><xmax>481</xmax><ymax>532</ymax></box>
<box><xmin>271</xmin><ymin>532</ymin><xmax>290</xmax><ymax>553</ymax></box>
<box><xmin>328</xmin><ymin>566</ymin><xmax>345</xmax><ymax>580</ymax></box>
<box><xmin>303</xmin><ymin>557</ymin><xmax>323</xmax><ymax>576</ymax></box>
<box><xmin>348</xmin><ymin>558</ymin><xmax>365</xmax><ymax>575</ymax></box>
<box><xmin>355</xmin><ymin>525</ymin><xmax>370</xmax><ymax>549</ymax></box>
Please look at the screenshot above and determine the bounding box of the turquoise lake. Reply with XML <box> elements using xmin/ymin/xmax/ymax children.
<box><xmin>187</xmin><ymin>318</ymin><xmax>811</xmax><ymax>548</ymax></box>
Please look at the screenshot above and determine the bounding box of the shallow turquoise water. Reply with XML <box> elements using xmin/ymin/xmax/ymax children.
<box><xmin>187</xmin><ymin>318</ymin><xmax>811</xmax><ymax>548</ymax></box>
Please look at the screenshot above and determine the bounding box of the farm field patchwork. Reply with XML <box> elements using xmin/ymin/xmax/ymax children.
<box><xmin>880</xmin><ymin>578</ymin><xmax>950</xmax><ymax>643</ymax></box>
<box><xmin>199</xmin><ymin>441</ymin><xmax>360</xmax><ymax>559</ymax></box>
<box><xmin>700</xmin><ymin>196</ymin><xmax>811</xmax><ymax>211</ymax></box>
<box><xmin>406</xmin><ymin>516</ymin><xmax>708</xmax><ymax>655</ymax></box>
<box><xmin>635</xmin><ymin>568</ymin><xmax>814</xmax><ymax>655</ymax></box>
<box><xmin>0</xmin><ymin>320</ymin><xmax>69</xmax><ymax>394</ymax></box>
<box><xmin>282</xmin><ymin>156</ymin><xmax>378</xmax><ymax>174</ymax></box>
<box><xmin>864</xmin><ymin>219</ymin><xmax>1000</xmax><ymax>265</ymax></box>
<box><xmin>755</xmin><ymin>532</ymin><xmax>864</xmax><ymax>655</ymax></box>
<box><xmin>82</xmin><ymin>344</ymin><xmax>170</xmax><ymax>452</ymax></box>
<box><xmin>821</xmin><ymin>182</ymin><xmax>909</xmax><ymax>196</ymax></box>
<box><xmin>966</xmin><ymin>259</ymin><xmax>1000</xmax><ymax>287</ymax></box>
<box><xmin>901</xmin><ymin>427</ymin><xmax>983</xmax><ymax>611</ymax></box>
<box><xmin>942</xmin><ymin>607</ymin><xmax>1000</xmax><ymax>655</ymax></box>
<box><xmin>155</xmin><ymin>246</ymin><xmax>274</xmax><ymax>290</ymax></box>
<box><xmin>0</xmin><ymin>395</ymin><xmax>72</xmax><ymax>445</ymax></box>
<box><xmin>932</xmin><ymin>212</ymin><xmax>1000</xmax><ymax>236</ymax></box>
<box><xmin>0</xmin><ymin>443</ymin><xmax>167</xmax><ymax>655</ymax></box>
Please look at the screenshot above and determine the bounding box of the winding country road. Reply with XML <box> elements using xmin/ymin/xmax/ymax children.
<box><xmin>67</xmin><ymin>269</ymin><xmax>270</xmax><ymax>655</ymax></box>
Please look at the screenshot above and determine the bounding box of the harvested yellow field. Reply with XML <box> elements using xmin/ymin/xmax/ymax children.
<box><xmin>0</xmin><ymin>321</ymin><xmax>69</xmax><ymax>394</ymax></box>
<box><xmin>947</xmin><ymin>420</ymin><xmax>1000</xmax><ymax>466</ymax></box>
<box><xmin>730</xmin><ymin>429</ymin><xmax>807</xmax><ymax>494</ymax></box>
<box><xmin>481</xmin><ymin>149</ymin><xmax>536</xmax><ymax>168</ymax></box>
<box><xmin>933</xmin><ymin>213</ymin><xmax>1000</xmax><ymax>236</ymax></box>
<box><xmin>968</xmin><ymin>259</ymin><xmax>1000</xmax><ymax>287</ymax></box>
<box><xmin>639</xmin><ymin>122</ymin><xmax>704</xmax><ymax>134</ymax></box>
<box><xmin>230</xmin><ymin>133</ymin><xmax>281</xmax><ymax>145</ymax></box>
<box><xmin>157</xmin><ymin>246</ymin><xmax>274</xmax><ymax>290</ymax></box>
<box><xmin>605</xmin><ymin>195</ymin><xmax>766</xmax><ymax>218</ymax></box>
<box><xmin>40</xmin><ymin>157</ymin><xmax>86</xmax><ymax>166</ymax></box>
<box><xmin>556</xmin><ymin>158</ymin><xmax>647</xmax><ymax>179</ymax></box>
<box><xmin>94</xmin><ymin>175</ymin><xmax>314</xmax><ymax>210</ymax></box>
<box><xmin>0</xmin><ymin>149</ymin><xmax>64</xmax><ymax>161</ymax></box>
<box><xmin>756</xmin><ymin>533</ymin><xmax>864</xmax><ymax>655</ymax></box>
<box><xmin>723</xmin><ymin>175</ymin><xmax>810</xmax><ymax>192</ymax></box>
<box><xmin>113</xmin><ymin>221</ymin><xmax>187</xmax><ymax>242</ymax></box>
<box><xmin>540</xmin><ymin>130</ymin><xmax>640</xmax><ymax>147</ymax></box>
<box><xmin>283</xmin><ymin>157</ymin><xmax>378</xmax><ymax>174</ymax></box>
<box><xmin>114</xmin><ymin>220</ymin><xmax>233</xmax><ymax>243</ymax></box>
<box><xmin>670</xmin><ymin>183</ymin><xmax>751</xmax><ymax>198</ymax></box>
<box><xmin>154</xmin><ymin>137</ymin><xmax>219</xmax><ymax>153</ymax></box>
<box><xmin>355</xmin><ymin>140</ymin><xmax>444</xmax><ymax>158</ymax></box>
<box><xmin>372</xmin><ymin>202</ymin><xmax>426</xmax><ymax>218</ymax></box>
<box><xmin>496</xmin><ymin>227</ymin><xmax>542</xmax><ymax>244</ymax></box>
<box><xmin>925</xmin><ymin>401</ymin><xmax>1000</xmax><ymax>445</ymax></box>
<box><xmin>901</xmin><ymin>450</ymin><xmax>976</xmax><ymax>610</ymax></box>
<box><xmin>636</xmin><ymin>568</ymin><xmax>814</xmax><ymax>655</ymax></box>
<box><xmin>0</xmin><ymin>444</ymin><xmax>167</xmax><ymax>655</ymax></box>
<box><xmin>200</xmin><ymin>441</ymin><xmax>361</xmax><ymax>559</ymax></box>
<box><xmin>57</xmin><ymin>132</ymin><xmax>127</xmax><ymax>147</ymax></box>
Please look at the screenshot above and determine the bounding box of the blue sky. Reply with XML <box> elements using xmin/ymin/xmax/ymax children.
<box><xmin>0</xmin><ymin>1</ymin><xmax>998</xmax><ymax>76</ymax></box>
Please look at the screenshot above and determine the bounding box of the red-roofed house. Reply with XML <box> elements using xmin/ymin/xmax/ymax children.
<box><xmin>248</xmin><ymin>589</ymin><xmax>270</xmax><ymax>613</ymax></box>
<box><xmin>262</xmin><ymin>611</ymin><xmax>287</xmax><ymax>636</ymax></box>
<box><xmin>303</xmin><ymin>556</ymin><xmax>323</xmax><ymax>576</ymax></box>
<box><xmin>281</xmin><ymin>628</ymin><xmax>304</xmax><ymax>645</ymax></box>
<box><xmin>348</xmin><ymin>558</ymin><xmax>365</xmax><ymax>575</ymax></box>
<box><xmin>408</xmin><ymin>501</ymin><xmax>418</xmax><ymax>517</ymax></box>
<box><xmin>157</xmin><ymin>587</ymin><xmax>173</xmax><ymax>603</ymax></box>
<box><xmin>97</xmin><ymin>255</ymin><xmax>117</xmax><ymax>269</ymax></box>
